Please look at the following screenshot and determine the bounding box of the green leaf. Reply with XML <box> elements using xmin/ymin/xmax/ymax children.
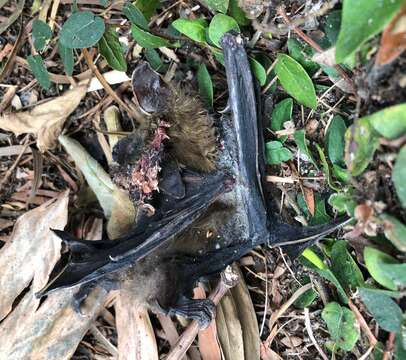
<box><xmin>275</xmin><ymin>54</ymin><xmax>317</xmax><ymax>109</ymax></box>
<box><xmin>302</xmin><ymin>248</ymin><xmax>327</xmax><ymax>270</ymax></box>
<box><xmin>58</xmin><ymin>40</ymin><xmax>74</xmax><ymax>76</ymax></box>
<box><xmin>393</xmin><ymin>145</ymin><xmax>406</xmax><ymax>208</ymax></box>
<box><xmin>345</xmin><ymin>117</ymin><xmax>380</xmax><ymax>176</ymax></box>
<box><xmin>265</xmin><ymin>141</ymin><xmax>293</xmax><ymax>165</ymax></box>
<box><xmin>135</xmin><ymin>0</ymin><xmax>159</xmax><ymax>20</ymax></box>
<box><xmin>293</xmin><ymin>287</ymin><xmax>318</xmax><ymax>308</ymax></box>
<box><xmin>131</xmin><ymin>24</ymin><xmax>171</xmax><ymax>48</ymax></box>
<box><xmin>60</xmin><ymin>11</ymin><xmax>105</xmax><ymax>49</ymax></box>
<box><xmin>249</xmin><ymin>58</ymin><xmax>266</xmax><ymax>86</ymax></box>
<box><xmin>298</xmin><ymin>193</ymin><xmax>331</xmax><ymax>225</ymax></box>
<box><xmin>335</xmin><ymin>0</ymin><xmax>404</xmax><ymax>63</ymax></box>
<box><xmin>332</xmin><ymin>164</ymin><xmax>350</xmax><ymax>183</ymax></box>
<box><xmin>367</xmin><ymin>104</ymin><xmax>406</xmax><ymax>139</ymax></box>
<box><xmin>172</xmin><ymin>18</ymin><xmax>207</xmax><ymax>43</ymax></box>
<box><xmin>32</xmin><ymin>19</ymin><xmax>52</xmax><ymax>51</ymax></box>
<box><xmin>287</xmin><ymin>38</ymin><xmax>319</xmax><ymax>75</ymax></box>
<box><xmin>197</xmin><ymin>63</ymin><xmax>213</xmax><ymax>108</ymax></box>
<box><xmin>396</xmin><ymin>333</ymin><xmax>406</xmax><ymax>359</ymax></box>
<box><xmin>315</xmin><ymin>143</ymin><xmax>340</xmax><ymax>192</ymax></box>
<box><xmin>98</xmin><ymin>27</ymin><xmax>127</xmax><ymax>71</ymax></box>
<box><xmin>359</xmin><ymin>288</ymin><xmax>403</xmax><ymax>333</ymax></box>
<box><xmin>322</xmin><ymin>10</ymin><xmax>342</xmax><ymax>46</ymax></box>
<box><xmin>271</xmin><ymin>98</ymin><xmax>292</xmax><ymax>131</ymax></box>
<box><xmin>328</xmin><ymin>192</ymin><xmax>356</xmax><ymax>216</ymax></box>
<box><xmin>123</xmin><ymin>2</ymin><xmax>149</xmax><ymax>30</ymax></box>
<box><xmin>380</xmin><ymin>264</ymin><xmax>406</xmax><ymax>287</ymax></box>
<box><xmin>331</xmin><ymin>241</ymin><xmax>364</xmax><ymax>292</ymax></box>
<box><xmin>144</xmin><ymin>48</ymin><xmax>163</xmax><ymax>71</ymax></box>
<box><xmin>99</xmin><ymin>0</ymin><xmax>108</xmax><ymax>6</ymax></box>
<box><xmin>228</xmin><ymin>0</ymin><xmax>249</xmax><ymax>26</ymax></box>
<box><xmin>204</xmin><ymin>0</ymin><xmax>229</xmax><ymax>13</ymax></box>
<box><xmin>27</xmin><ymin>54</ymin><xmax>50</xmax><ymax>90</ymax></box>
<box><xmin>326</xmin><ymin>115</ymin><xmax>346</xmax><ymax>166</ymax></box>
<box><xmin>208</xmin><ymin>14</ymin><xmax>239</xmax><ymax>47</ymax></box>
<box><xmin>364</xmin><ymin>247</ymin><xmax>399</xmax><ymax>290</ymax></box>
<box><xmin>380</xmin><ymin>213</ymin><xmax>406</xmax><ymax>252</ymax></box>
<box><xmin>322</xmin><ymin>302</ymin><xmax>359</xmax><ymax>351</ymax></box>
<box><xmin>293</xmin><ymin>129</ymin><xmax>318</xmax><ymax>168</ymax></box>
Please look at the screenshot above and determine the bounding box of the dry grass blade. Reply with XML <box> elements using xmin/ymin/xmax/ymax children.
<box><xmin>0</xmin><ymin>83</ymin><xmax>88</xmax><ymax>151</ymax></box>
<box><xmin>0</xmin><ymin>0</ymin><xmax>25</xmax><ymax>35</ymax></box>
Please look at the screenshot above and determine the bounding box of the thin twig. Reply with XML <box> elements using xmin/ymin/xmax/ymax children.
<box><xmin>304</xmin><ymin>308</ymin><xmax>329</xmax><ymax>360</ymax></box>
<box><xmin>348</xmin><ymin>298</ymin><xmax>377</xmax><ymax>347</ymax></box>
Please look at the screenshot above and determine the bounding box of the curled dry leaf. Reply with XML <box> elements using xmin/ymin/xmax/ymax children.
<box><xmin>0</xmin><ymin>83</ymin><xmax>88</xmax><ymax>151</ymax></box>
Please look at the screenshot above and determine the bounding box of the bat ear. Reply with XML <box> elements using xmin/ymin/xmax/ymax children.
<box><xmin>50</xmin><ymin>229</ymin><xmax>76</xmax><ymax>246</ymax></box>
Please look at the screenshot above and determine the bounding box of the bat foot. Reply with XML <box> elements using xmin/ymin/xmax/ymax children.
<box><xmin>72</xmin><ymin>282</ymin><xmax>97</xmax><ymax>316</ymax></box>
<box><xmin>163</xmin><ymin>297</ymin><xmax>216</xmax><ymax>328</ymax></box>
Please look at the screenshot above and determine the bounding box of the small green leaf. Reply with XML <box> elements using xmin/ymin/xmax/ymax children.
<box><xmin>131</xmin><ymin>24</ymin><xmax>171</xmax><ymax>48</ymax></box>
<box><xmin>271</xmin><ymin>98</ymin><xmax>293</xmax><ymax>132</ymax></box>
<box><xmin>364</xmin><ymin>247</ymin><xmax>399</xmax><ymax>290</ymax></box>
<box><xmin>249</xmin><ymin>58</ymin><xmax>266</xmax><ymax>86</ymax></box>
<box><xmin>172</xmin><ymin>18</ymin><xmax>207</xmax><ymax>43</ymax></box>
<box><xmin>32</xmin><ymin>19</ymin><xmax>52</xmax><ymax>51</ymax></box>
<box><xmin>345</xmin><ymin>117</ymin><xmax>380</xmax><ymax>176</ymax></box>
<box><xmin>60</xmin><ymin>11</ymin><xmax>105</xmax><ymax>49</ymax></box>
<box><xmin>302</xmin><ymin>248</ymin><xmax>327</xmax><ymax>270</ymax></box>
<box><xmin>359</xmin><ymin>288</ymin><xmax>403</xmax><ymax>333</ymax></box>
<box><xmin>326</xmin><ymin>115</ymin><xmax>347</xmax><ymax>166</ymax></box>
<box><xmin>208</xmin><ymin>14</ymin><xmax>239</xmax><ymax>47</ymax></box>
<box><xmin>380</xmin><ymin>213</ymin><xmax>406</xmax><ymax>252</ymax></box>
<box><xmin>293</xmin><ymin>287</ymin><xmax>318</xmax><ymax>308</ymax></box>
<box><xmin>322</xmin><ymin>302</ymin><xmax>360</xmax><ymax>351</ymax></box>
<box><xmin>332</xmin><ymin>164</ymin><xmax>350</xmax><ymax>183</ymax></box>
<box><xmin>328</xmin><ymin>192</ymin><xmax>356</xmax><ymax>216</ymax></box>
<box><xmin>228</xmin><ymin>0</ymin><xmax>250</xmax><ymax>26</ymax></box>
<box><xmin>58</xmin><ymin>40</ymin><xmax>74</xmax><ymax>76</ymax></box>
<box><xmin>335</xmin><ymin>0</ymin><xmax>404</xmax><ymax>63</ymax></box>
<box><xmin>197</xmin><ymin>63</ymin><xmax>213</xmax><ymax>108</ymax></box>
<box><xmin>144</xmin><ymin>48</ymin><xmax>163</xmax><ymax>71</ymax></box>
<box><xmin>331</xmin><ymin>241</ymin><xmax>364</xmax><ymax>292</ymax></box>
<box><xmin>367</xmin><ymin>104</ymin><xmax>406</xmax><ymax>139</ymax></box>
<box><xmin>204</xmin><ymin>0</ymin><xmax>229</xmax><ymax>13</ymax></box>
<box><xmin>293</xmin><ymin>129</ymin><xmax>318</xmax><ymax>168</ymax></box>
<box><xmin>298</xmin><ymin>193</ymin><xmax>331</xmax><ymax>225</ymax></box>
<box><xmin>315</xmin><ymin>143</ymin><xmax>340</xmax><ymax>192</ymax></box>
<box><xmin>27</xmin><ymin>54</ymin><xmax>50</xmax><ymax>90</ymax></box>
<box><xmin>135</xmin><ymin>0</ymin><xmax>159</xmax><ymax>20</ymax></box>
<box><xmin>275</xmin><ymin>54</ymin><xmax>317</xmax><ymax>109</ymax></box>
<box><xmin>393</xmin><ymin>145</ymin><xmax>406</xmax><ymax>208</ymax></box>
<box><xmin>265</xmin><ymin>141</ymin><xmax>292</xmax><ymax>165</ymax></box>
<box><xmin>98</xmin><ymin>27</ymin><xmax>127</xmax><ymax>71</ymax></box>
<box><xmin>123</xmin><ymin>2</ymin><xmax>149</xmax><ymax>30</ymax></box>
<box><xmin>287</xmin><ymin>38</ymin><xmax>319</xmax><ymax>75</ymax></box>
<box><xmin>322</xmin><ymin>10</ymin><xmax>342</xmax><ymax>46</ymax></box>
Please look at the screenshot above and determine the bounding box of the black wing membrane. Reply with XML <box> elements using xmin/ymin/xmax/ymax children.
<box><xmin>37</xmin><ymin>170</ymin><xmax>231</xmax><ymax>297</ymax></box>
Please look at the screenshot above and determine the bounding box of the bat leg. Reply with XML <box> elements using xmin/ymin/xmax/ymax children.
<box><xmin>162</xmin><ymin>296</ymin><xmax>216</xmax><ymax>328</ymax></box>
<box><xmin>71</xmin><ymin>281</ymin><xmax>97</xmax><ymax>316</ymax></box>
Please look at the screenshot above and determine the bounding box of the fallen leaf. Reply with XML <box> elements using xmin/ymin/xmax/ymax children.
<box><xmin>280</xmin><ymin>336</ymin><xmax>303</xmax><ymax>348</ymax></box>
<box><xmin>303</xmin><ymin>187</ymin><xmax>315</xmax><ymax>216</ymax></box>
<box><xmin>0</xmin><ymin>83</ymin><xmax>88</xmax><ymax>151</ymax></box>
<box><xmin>260</xmin><ymin>343</ymin><xmax>283</xmax><ymax>360</ymax></box>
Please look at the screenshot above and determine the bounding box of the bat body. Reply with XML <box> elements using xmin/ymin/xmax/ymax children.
<box><xmin>38</xmin><ymin>33</ymin><xmax>348</xmax><ymax>326</ymax></box>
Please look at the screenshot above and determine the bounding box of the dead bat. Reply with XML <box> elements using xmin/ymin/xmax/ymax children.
<box><xmin>37</xmin><ymin>33</ymin><xmax>348</xmax><ymax>326</ymax></box>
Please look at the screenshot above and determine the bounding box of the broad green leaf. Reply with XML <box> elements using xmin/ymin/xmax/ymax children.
<box><xmin>367</xmin><ymin>104</ymin><xmax>406</xmax><ymax>139</ymax></box>
<box><xmin>131</xmin><ymin>24</ymin><xmax>171</xmax><ymax>48</ymax></box>
<box><xmin>32</xmin><ymin>19</ymin><xmax>52</xmax><ymax>51</ymax></box>
<box><xmin>228</xmin><ymin>0</ymin><xmax>249</xmax><ymax>26</ymax></box>
<box><xmin>380</xmin><ymin>214</ymin><xmax>406</xmax><ymax>252</ymax></box>
<box><xmin>249</xmin><ymin>58</ymin><xmax>266</xmax><ymax>86</ymax></box>
<box><xmin>381</xmin><ymin>264</ymin><xmax>406</xmax><ymax>287</ymax></box>
<box><xmin>321</xmin><ymin>302</ymin><xmax>359</xmax><ymax>351</ymax></box>
<box><xmin>393</xmin><ymin>145</ymin><xmax>406</xmax><ymax>208</ymax></box>
<box><xmin>293</xmin><ymin>129</ymin><xmax>318</xmax><ymax>168</ymax></box>
<box><xmin>275</xmin><ymin>54</ymin><xmax>317</xmax><ymax>109</ymax></box>
<box><xmin>335</xmin><ymin>0</ymin><xmax>404</xmax><ymax>63</ymax></box>
<box><xmin>58</xmin><ymin>40</ymin><xmax>74</xmax><ymax>76</ymax></box>
<box><xmin>208</xmin><ymin>14</ymin><xmax>239</xmax><ymax>47</ymax></box>
<box><xmin>27</xmin><ymin>55</ymin><xmax>50</xmax><ymax>90</ymax></box>
<box><xmin>328</xmin><ymin>192</ymin><xmax>356</xmax><ymax>216</ymax></box>
<box><xmin>60</xmin><ymin>11</ymin><xmax>105</xmax><ymax>49</ymax></box>
<box><xmin>144</xmin><ymin>48</ymin><xmax>163</xmax><ymax>71</ymax></box>
<box><xmin>359</xmin><ymin>288</ymin><xmax>403</xmax><ymax>333</ymax></box>
<box><xmin>204</xmin><ymin>0</ymin><xmax>229</xmax><ymax>13</ymax></box>
<box><xmin>326</xmin><ymin>115</ymin><xmax>346</xmax><ymax>165</ymax></box>
<box><xmin>271</xmin><ymin>98</ymin><xmax>292</xmax><ymax>131</ymax></box>
<box><xmin>322</xmin><ymin>10</ymin><xmax>341</xmax><ymax>46</ymax></box>
<box><xmin>59</xmin><ymin>135</ymin><xmax>135</xmax><ymax>238</ymax></box>
<box><xmin>331</xmin><ymin>241</ymin><xmax>364</xmax><ymax>292</ymax></box>
<box><xmin>98</xmin><ymin>27</ymin><xmax>127</xmax><ymax>71</ymax></box>
<box><xmin>123</xmin><ymin>2</ymin><xmax>149</xmax><ymax>30</ymax></box>
<box><xmin>364</xmin><ymin>247</ymin><xmax>399</xmax><ymax>290</ymax></box>
<box><xmin>197</xmin><ymin>63</ymin><xmax>213</xmax><ymax>108</ymax></box>
<box><xmin>172</xmin><ymin>18</ymin><xmax>207</xmax><ymax>43</ymax></box>
<box><xmin>265</xmin><ymin>141</ymin><xmax>292</xmax><ymax>165</ymax></box>
<box><xmin>135</xmin><ymin>0</ymin><xmax>159</xmax><ymax>20</ymax></box>
<box><xmin>287</xmin><ymin>38</ymin><xmax>319</xmax><ymax>75</ymax></box>
<box><xmin>345</xmin><ymin>117</ymin><xmax>380</xmax><ymax>176</ymax></box>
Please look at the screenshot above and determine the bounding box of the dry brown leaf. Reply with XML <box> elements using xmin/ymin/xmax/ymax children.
<box><xmin>0</xmin><ymin>83</ymin><xmax>88</xmax><ymax>151</ymax></box>
<box><xmin>116</xmin><ymin>292</ymin><xmax>159</xmax><ymax>360</ymax></box>
<box><xmin>376</xmin><ymin>4</ymin><xmax>406</xmax><ymax>65</ymax></box>
<box><xmin>280</xmin><ymin>336</ymin><xmax>303</xmax><ymax>348</ymax></box>
<box><xmin>260</xmin><ymin>343</ymin><xmax>283</xmax><ymax>360</ymax></box>
<box><xmin>303</xmin><ymin>187</ymin><xmax>315</xmax><ymax>216</ymax></box>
